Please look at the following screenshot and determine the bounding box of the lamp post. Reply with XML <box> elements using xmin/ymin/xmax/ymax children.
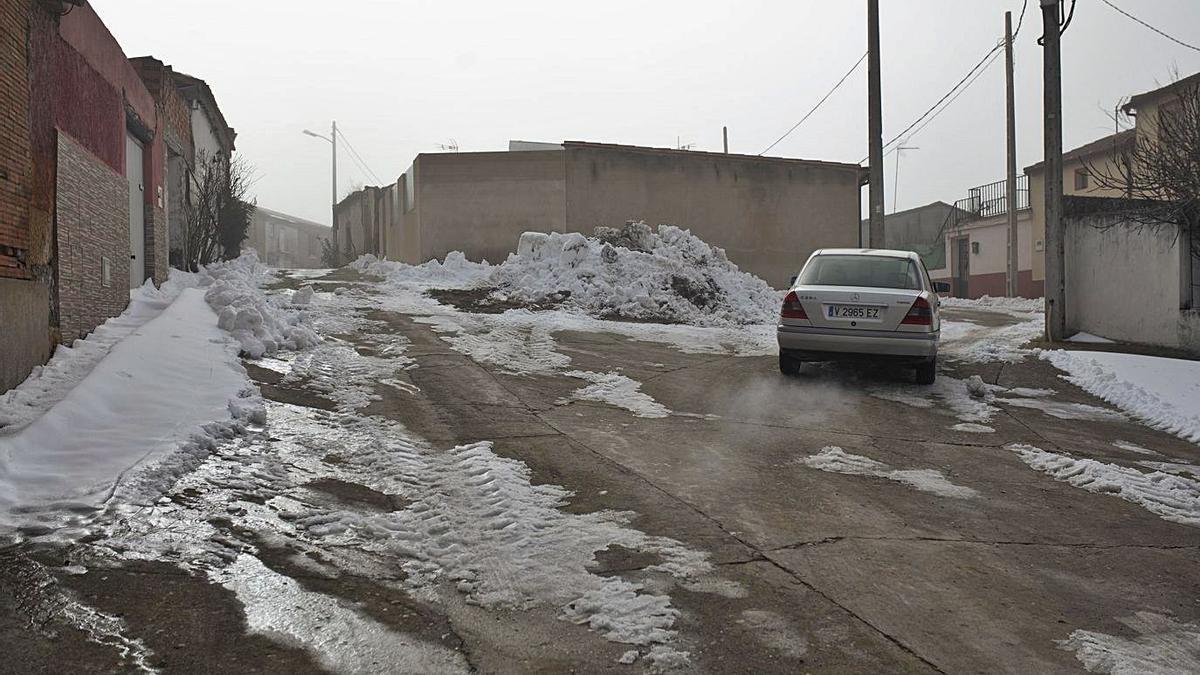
<box><xmin>303</xmin><ymin>121</ymin><xmax>337</xmax><ymax>235</ymax></box>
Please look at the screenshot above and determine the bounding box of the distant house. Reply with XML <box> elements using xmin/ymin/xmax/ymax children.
<box><xmin>863</xmin><ymin>201</ymin><xmax>958</xmax><ymax>271</ymax></box>
<box><xmin>1026</xmin><ymin>73</ymin><xmax>1200</xmax><ymax>352</ymax></box>
<box><xmin>334</xmin><ymin>141</ymin><xmax>864</xmax><ymax>288</ymax></box>
<box><xmin>246</xmin><ymin>207</ymin><xmax>331</xmax><ymax>269</ymax></box>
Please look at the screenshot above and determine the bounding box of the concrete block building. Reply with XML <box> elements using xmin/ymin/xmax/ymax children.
<box><xmin>335</xmin><ymin>142</ymin><xmax>864</xmax><ymax>288</ymax></box>
<box><xmin>246</xmin><ymin>206</ymin><xmax>331</xmax><ymax>268</ymax></box>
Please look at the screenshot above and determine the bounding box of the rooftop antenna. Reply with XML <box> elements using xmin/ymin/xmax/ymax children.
<box><xmin>436</xmin><ymin>138</ymin><xmax>459</xmax><ymax>152</ymax></box>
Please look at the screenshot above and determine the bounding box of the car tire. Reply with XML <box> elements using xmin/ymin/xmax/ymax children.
<box><xmin>915</xmin><ymin>358</ymin><xmax>937</xmax><ymax>385</ymax></box>
<box><xmin>779</xmin><ymin>353</ymin><xmax>800</xmax><ymax>376</ymax></box>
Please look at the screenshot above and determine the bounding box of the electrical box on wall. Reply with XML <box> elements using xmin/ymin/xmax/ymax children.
<box><xmin>1035</xmin><ymin>239</ymin><xmax>1044</xmax><ymax>252</ymax></box>
<box><xmin>971</xmin><ymin>241</ymin><xmax>980</xmax><ymax>255</ymax></box>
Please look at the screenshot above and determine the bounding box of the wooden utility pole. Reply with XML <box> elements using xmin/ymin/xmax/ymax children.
<box><xmin>723</xmin><ymin>126</ymin><xmax>729</xmax><ymax>154</ymax></box>
<box><xmin>867</xmin><ymin>0</ymin><xmax>885</xmax><ymax>247</ymax></box>
<box><xmin>1041</xmin><ymin>0</ymin><xmax>1065</xmax><ymax>339</ymax></box>
<box><xmin>1005</xmin><ymin>11</ymin><xmax>1019</xmax><ymax>297</ymax></box>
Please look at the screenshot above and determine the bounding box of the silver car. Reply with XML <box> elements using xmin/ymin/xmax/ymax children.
<box><xmin>777</xmin><ymin>248</ymin><xmax>949</xmax><ymax>384</ymax></box>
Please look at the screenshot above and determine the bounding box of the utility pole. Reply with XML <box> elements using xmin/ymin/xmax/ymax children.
<box><xmin>331</xmin><ymin>120</ymin><xmax>338</xmax><ymax>230</ymax></box>
<box><xmin>1005</xmin><ymin>11</ymin><xmax>1019</xmax><ymax>298</ymax></box>
<box><xmin>867</xmin><ymin>0</ymin><xmax>885</xmax><ymax>248</ymax></box>
<box><xmin>1041</xmin><ymin>0</ymin><xmax>1066</xmax><ymax>340</ymax></box>
<box><xmin>723</xmin><ymin>126</ymin><xmax>729</xmax><ymax>154</ymax></box>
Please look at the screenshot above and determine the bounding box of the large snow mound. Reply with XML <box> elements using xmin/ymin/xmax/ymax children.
<box><xmin>353</xmin><ymin>222</ymin><xmax>782</xmax><ymax>326</ymax></box>
<box><xmin>201</xmin><ymin>252</ymin><xmax>321</xmax><ymax>358</ymax></box>
<box><xmin>494</xmin><ymin>223</ymin><xmax>780</xmax><ymax>326</ymax></box>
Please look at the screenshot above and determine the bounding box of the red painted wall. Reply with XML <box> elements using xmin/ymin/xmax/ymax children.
<box><xmin>30</xmin><ymin>3</ymin><xmax>163</xmax><ymax>201</ymax></box>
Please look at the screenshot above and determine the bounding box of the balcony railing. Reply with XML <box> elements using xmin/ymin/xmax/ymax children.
<box><xmin>951</xmin><ymin>175</ymin><xmax>1029</xmax><ymax>228</ymax></box>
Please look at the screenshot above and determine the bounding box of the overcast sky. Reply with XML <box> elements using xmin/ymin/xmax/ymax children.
<box><xmin>93</xmin><ymin>0</ymin><xmax>1200</xmax><ymax>227</ymax></box>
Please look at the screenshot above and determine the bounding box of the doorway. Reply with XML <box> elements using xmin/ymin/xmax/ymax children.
<box><xmin>126</xmin><ymin>133</ymin><xmax>145</xmax><ymax>288</ymax></box>
<box><xmin>951</xmin><ymin>236</ymin><xmax>970</xmax><ymax>298</ymax></box>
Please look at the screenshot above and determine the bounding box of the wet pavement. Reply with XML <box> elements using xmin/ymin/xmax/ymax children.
<box><xmin>1</xmin><ymin>271</ymin><xmax>1198</xmax><ymax>673</ymax></box>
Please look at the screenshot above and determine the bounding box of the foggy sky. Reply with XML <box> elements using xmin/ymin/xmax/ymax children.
<box><xmin>92</xmin><ymin>0</ymin><xmax>1200</xmax><ymax>228</ymax></box>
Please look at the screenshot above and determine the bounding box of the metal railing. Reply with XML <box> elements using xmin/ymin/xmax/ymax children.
<box><xmin>951</xmin><ymin>175</ymin><xmax>1029</xmax><ymax>228</ymax></box>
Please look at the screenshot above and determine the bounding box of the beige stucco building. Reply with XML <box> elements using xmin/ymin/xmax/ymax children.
<box><xmin>1026</xmin><ymin>73</ymin><xmax>1200</xmax><ymax>351</ymax></box>
<box><xmin>333</xmin><ymin>141</ymin><xmax>864</xmax><ymax>288</ymax></box>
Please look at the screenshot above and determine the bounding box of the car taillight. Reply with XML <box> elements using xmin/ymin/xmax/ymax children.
<box><xmin>901</xmin><ymin>296</ymin><xmax>933</xmax><ymax>325</ymax></box>
<box><xmin>781</xmin><ymin>291</ymin><xmax>808</xmax><ymax>319</ymax></box>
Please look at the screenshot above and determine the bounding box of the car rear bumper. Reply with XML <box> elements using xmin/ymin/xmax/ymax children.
<box><xmin>777</xmin><ymin>324</ymin><xmax>938</xmax><ymax>361</ymax></box>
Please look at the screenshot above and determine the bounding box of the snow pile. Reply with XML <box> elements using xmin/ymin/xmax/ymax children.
<box><xmin>1009</xmin><ymin>444</ymin><xmax>1200</xmax><ymax>526</ymax></box>
<box><xmin>492</xmin><ymin>223</ymin><xmax>780</xmax><ymax>326</ymax></box>
<box><xmin>0</xmin><ymin>271</ymin><xmax>198</xmax><ymax>431</ymax></box>
<box><xmin>1040</xmin><ymin>349</ymin><xmax>1200</xmax><ymax>444</ymax></box>
<box><xmin>351</xmin><ymin>252</ymin><xmax>492</xmax><ymax>289</ymax></box>
<box><xmin>201</xmin><ymin>252</ymin><xmax>321</xmax><ymax>358</ymax></box>
<box><xmin>1059</xmin><ymin>612</ymin><xmax>1200</xmax><ymax>674</ymax></box>
<box><xmin>940</xmin><ymin>295</ymin><xmax>1043</xmax><ymax>314</ymax></box>
<box><xmin>358</xmin><ymin>222</ymin><xmax>781</xmax><ymax>326</ymax></box>
<box><xmin>799</xmin><ymin>446</ymin><xmax>978</xmax><ymax>499</ymax></box>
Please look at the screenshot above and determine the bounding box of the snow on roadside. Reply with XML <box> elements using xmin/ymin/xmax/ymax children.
<box><xmin>559</xmin><ymin>371</ymin><xmax>671</xmax><ymax>418</ymax></box>
<box><xmin>1040</xmin><ymin>349</ymin><xmax>1200</xmax><ymax>444</ymax></box>
<box><xmin>1009</xmin><ymin>443</ymin><xmax>1200</xmax><ymax>526</ymax></box>
<box><xmin>0</xmin><ymin>288</ymin><xmax>258</xmax><ymax>536</ymax></box>
<box><xmin>940</xmin><ymin>295</ymin><xmax>1043</xmax><ymax>314</ymax></box>
<box><xmin>0</xmin><ymin>272</ymin><xmax>197</xmax><ymax>432</ymax></box>
<box><xmin>203</xmin><ymin>252</ymin><xmax>321</xmax><ymax>358</ymax></box>
<box><xmin>352</xmin><ymin>251</ymin><xmax>492</xmax><ymax>289</ymax></box>
<box><xmin>940</xmin><ymin>315</ymin><xmax>1044</xmax><ymax>363</ymax></box>
<box><xmin>1059</xmin><ymin>611</ymin><xmax>1200</xmax><ymax>674</ymax></box>
<box><xmin>799</xmin><ymin>446</ymin><xmax>978</xmax><ymax>499</ymax></box>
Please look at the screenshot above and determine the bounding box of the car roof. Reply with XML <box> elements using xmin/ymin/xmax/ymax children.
<box><xmin>811</xmin><ymin>248</ymin><xmax>919</xmax><ymax>260</ymax></box>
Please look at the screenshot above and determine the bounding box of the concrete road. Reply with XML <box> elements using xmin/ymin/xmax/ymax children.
<box><xmin>2</xmin><ymin>273</ymin><xmax>1197</xmax><ymax>674</ymax></box>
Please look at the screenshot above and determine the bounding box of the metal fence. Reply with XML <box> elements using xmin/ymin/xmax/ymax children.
<box><xmin>951</xmin><ymin>175</ymin><xmax>1029</xmax><ymax>228</ymax></box>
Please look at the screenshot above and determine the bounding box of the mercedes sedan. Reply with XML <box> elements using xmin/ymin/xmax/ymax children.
<box><xmin>777</xmin><ymin>249</ymin><xmax>949</xmax><ymax>384</ymax></box>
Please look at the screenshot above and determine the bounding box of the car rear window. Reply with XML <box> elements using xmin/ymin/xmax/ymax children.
<box><xmin>798</xmin><ymin>255</ymin><xmax>923</xmax><ymax>290</ymax></box>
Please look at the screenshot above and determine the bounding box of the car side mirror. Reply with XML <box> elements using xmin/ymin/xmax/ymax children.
<box><xmin>789</xmin><ymin>275</ymin><xmax>798</xmax><ymax>286</ymax></box>
<box><xmin>933</xmin><ymin>281</ymin><xmax>951</xmax><ymax>294</ymax></box>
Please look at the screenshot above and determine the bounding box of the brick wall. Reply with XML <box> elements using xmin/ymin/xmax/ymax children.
<box><xmin>144</xmin><ymin>203</ymin><xmax>166</xmax><ymax>282</ymax></box>
<box><xmin>55</xmin><ymin>131</ymin><xmax>129</xmax><ymax>343</ymax></box>
<box><xmin>1</xmin><ymin>0</ymin><xmax>31</xmax><ymax>280</ymax></box>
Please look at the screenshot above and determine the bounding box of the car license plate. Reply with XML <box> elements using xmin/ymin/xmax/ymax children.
<box><xmin>826</xmin><ymin>304</ymin><xmax>882</xmax><ymax>319</ymax></box>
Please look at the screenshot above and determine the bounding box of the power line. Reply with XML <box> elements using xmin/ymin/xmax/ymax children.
<box><xmin>335</xmin><ymin>128</ymin><xmax>385</xmax><ymax>185</ymax></box>
<box><xmin>760</xmin><ymin>51</ymin><xmax>868</xmax><ymax>156</ymax></box>
<box><xmin>1098</xmin><ymin>0</ymin><xmax>1200</xmax><ymax>53</ymax></box>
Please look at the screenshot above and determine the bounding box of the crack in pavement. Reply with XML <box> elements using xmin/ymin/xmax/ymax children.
<box><xmin>768</xmin><ymin>534</ymin><xmax>1200</xmax><ymax>553</ymax></box>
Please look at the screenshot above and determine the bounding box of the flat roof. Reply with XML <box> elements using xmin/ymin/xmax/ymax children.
<box><xmin>562</xmin><ymin>140</ymin><xmax>863</xmax><ymax>172</ymax></box>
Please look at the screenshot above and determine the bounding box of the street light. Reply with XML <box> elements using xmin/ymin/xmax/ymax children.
<box><xmin>302</xmin><ymin>121</ymin><xmax>337</xmax><ymax>232</ymax></box>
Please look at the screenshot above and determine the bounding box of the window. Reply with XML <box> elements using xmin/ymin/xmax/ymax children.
<box><xmin>798</xmin><ymin>255</ymin><xmax>923</xmax><ymax>290</ymax></box>
<box><xmin>1074</xmin><ymin>168</ymin><xmax>1090</xmax><ymax>191</ymax></box>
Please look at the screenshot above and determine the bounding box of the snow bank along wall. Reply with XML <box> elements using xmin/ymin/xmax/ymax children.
<box><xmin>335</xmin><ymin>142</ymin><xmax>863</xmax><ymax>288</ymax></box>
<box><xmin>1064</xmin><ymin>197</ymin><xmax>1200</xmax><ymax>353</ymax></box>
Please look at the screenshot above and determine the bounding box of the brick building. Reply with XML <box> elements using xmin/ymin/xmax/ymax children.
<box><xmin>130</xmin><ymin>56</ymin><xmax>194</xmax><ymax>269</ymax></box>
<box><xmin>0</xmin><ymin>0</ymin><xmax>48</xmax><ymax>392</ymax></box>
